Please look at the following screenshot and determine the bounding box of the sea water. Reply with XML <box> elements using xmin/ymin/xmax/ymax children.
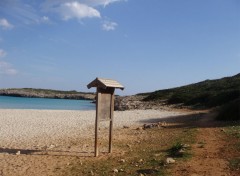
<box><xmin>0</xmin><ymin>96</ymin><xmax>95</xmax><ymax>110</ymax></box>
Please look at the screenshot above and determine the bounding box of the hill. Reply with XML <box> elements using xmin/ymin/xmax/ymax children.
<box><xmin>0</xmin><ymin>88</ymin><xmax>95</xmax><ymax>100</ymax></box>
<box><xmin>142</xmin><ymin>73</ymin><xmax>240</xmax><ymax>108</ymax></box>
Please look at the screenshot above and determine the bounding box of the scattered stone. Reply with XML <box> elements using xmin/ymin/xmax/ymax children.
<box><xmin>119</xmin><ymin>159</ymin><xmax>126</xmax><ymax>163</ymax></box>
<box><xmin>142</xmin><ymin>122</ymin><xmax>168</xmax><ymax>130</ymax></box>
<box><xmin>119</xmin><ymin>169</ymin><xmax>124</xmax><ymax>172</ymax></box>
<box><xmin>165</xmin><ymin>157</ymin><xmax>175</xmax><ymax>164</ymax></box>
<box><xmin>176</xmin><ymin>149</ymin><xmax>185</xmax><ymax>156</ymax></box>
<box><xmin>139</xmin><ymin>174</ymin><xmax>145</xmax><ymax>176</ymax></box>
<box><xmin>182</xmin><ymin>144</ymin><xmax>191</xmax><ymax>149</ymax></box>
<box><xmin>138</xmin><ymin>159</ymin><xmax>144</xmax><ymax>163</ymax></box>
<box><xmin>48</xmin><ymin>144</ymin><xmax>55</xmax><ymax>149</ymax></box>
<box><xmin>158</xmin><ymin>121</ymin><xmax>167</xmax><ymax>127</ymax></box>
<box><xmin>90</xmin><ymin>170</ymin><xmax>94</xmax><ymax>175</ymax></box>
<box><xmin>16</xmin><ymin>151</ymin><xmax>21</xmax><ymax>155</ymax></box>
<box><xmin>123</xmin><ymin>125</ymin><xmax>130</xmax><ymax>129</ymax></box>
<box><xmin>154</xmin><ymin>153</ymin><xmax>161</xmax><ymax>157</ymax></box>
<box><xmin>143</xmin><ymin>124</ymin><xmax>153</xmax><ymax>129</ymax></box>
<box><xmin>113</xmin><ymin>169</ymin><xmax>118</xmax><ymax>173</ymax></box>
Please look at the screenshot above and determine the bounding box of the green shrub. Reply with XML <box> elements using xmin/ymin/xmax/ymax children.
<box><xmin>143</xmin><ymin>73</ymin><xmax>240</xmax><ymax>109</ymax></box>
<box><xmin>216</xmin><ymin>99</ymin><xmax>240</xmax><ymax>121</ymax></box>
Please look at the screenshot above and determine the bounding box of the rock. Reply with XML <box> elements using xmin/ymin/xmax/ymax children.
<box><xmin>123</xmin><ymin>125</ymin><xmax>130</xmax><ymax>129</ymax></box>
<box><xmin>158</xmin><ymin>121</ymin><xmax>167</xmax><ymax>127</ymax></box>
<box><xmin>176</xmin><ymin>149</ymin><xmax>185</xmax><ymax>156</ymax></box>
<box><xmin>90</xmin><ymin>170</ymin><xmax>94</xmax><ymax>175</ymax></box>
<box><xmin>48</xmin><ymin>144</ymin><xmax>55</xmax><ymax>149</ymax></box>
<box><xmin>16</xmin><ymin>151</ymin><xmax>21</xmax><ymax>155</ymax></box>
<box><xmin>165</xmin><ymin>157</ymin><xmax>175</xmax><ymax>164</ymax></box>
<box><xmin>182</xmin><ymin>144</ymin><xmax>190</xmax><ymax>149</ymax></box>
<box><xmin>119</xmin><ymin>169</ymin><xmax>124</xmax><ymax>172</ymax></box>
<box><xmin>138</xmin><ymin>159</ymin><xmax>144</xmax><ymax>163</ymax></box>
<box><xmin>0</xmin><ymin>88</ymin><xmax>95</xmax><ymax>100</ymax></box>
<box><xmin>154</xmin><ymin>153</ymin><xmax>161</xmax><ymax>157</ymax></box>
<box><xmin>113</xmin><ymin>169</ymin><xmax>118</xmax><ymax>173</ymax></box>
<box><xmin>143</xmin><ymin>123</ymin><xmax>165</xmax><ymax>130</ymax></box>
<box><xmin>143</xmin><ymin>124</ymin><xmax>153</xmax><ymax>129</ymax></box>
<box><xmin>119</xmin><ymin>159</ymin><xmax>126</xmax><ymax>163</ymax></box>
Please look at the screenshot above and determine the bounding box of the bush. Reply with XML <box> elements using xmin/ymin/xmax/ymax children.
<box><xmin>216</xmin><ymin>98</ymin><xmax>240</xmax><ymax>121</ymax></box>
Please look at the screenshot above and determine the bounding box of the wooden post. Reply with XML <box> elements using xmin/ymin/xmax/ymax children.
<box><xmin>109</xmin><ymin>91</ymin><xmax>115</xmax><ymax>153</ymax></box>
<box><xmin>87</xmin><ymin>78</ymin><xmax>124</xmax><ymax>157</ymax></box>
<box><xmin>94</xmin><ymin>90</ymin><xmax>100</xmax><ymax>157</ymax></box>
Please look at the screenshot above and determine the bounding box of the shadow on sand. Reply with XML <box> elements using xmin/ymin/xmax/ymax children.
<box><xmin>138</xmin><ymin>110</ymin><xmax>240</xmax><ymax>129</ymax></box>
<box><xmin>0</xmin><ymin>147</ymin><xmax>94</xmax><ymax>157</ymax></box>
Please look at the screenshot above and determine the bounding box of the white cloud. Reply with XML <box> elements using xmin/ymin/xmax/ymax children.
<box><xmin>82</xmin><ymin>0</ymin><xmax>124</xmax><ymax>7</ymax></box>
<box><xmin>41</xmin><ymin>0</ymin><xmax>126</xmax><ymax>20</ymax></box>
<box><xmin>0</xmin><ymin>61</ymin><xmax>18</xmax><ymax>76</ymax></box>
<box><xmin>0</xmin><ymin>18</ymin><xmax>14</xmax><ymax>29</ymax></box>
<box><xmin>42</xmin><ymin>0</ymin><xmax>125</xmax><ymax>8</ymax></box>
<box><xmin>0</xmin><ymin>49</ymin><xmax>7</xmax><ymax>58</ymax></box>
<box><xmin>1</xmin><ymin>0</ymin><xmax>126</xmax><ymax>28</ymax></box>
<box><xmin>102</xmin><ymin>20</ymin><xmax>118</xmax><ymax>31</ymax></box>
<box><xmin>58</xmin><ymin>2</ymin><xmax>101</xmax><ymax>20</ymax></box>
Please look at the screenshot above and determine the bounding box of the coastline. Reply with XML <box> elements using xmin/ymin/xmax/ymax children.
<box><xmin>0</xmin><ymin>109</ymin><xmax>192</xmax><ymax>150</ymax></box>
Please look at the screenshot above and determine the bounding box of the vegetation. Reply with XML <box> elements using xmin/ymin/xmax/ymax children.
<box><xmin>60</xmin><ymin>127</ymin><xmax>196</xmax><ymax>176</ymax></box>
<box><xmin>0</xmin><ymin>88</ymin><xmax>95</xmax><ymax>100</ymax></box>
<box><xmin>5</xmin><ymin>88</ymin><xmax>92</xmax><ymax>95</ymax></box>
<box><xmin>216</xmin><ymin>98</ymin><xmax>240</xmax><ymax>121</ymax></box>
<box><xmin>224</xmin><ymin>124</ymin><xmax>240</xmax><ymax>170</ymax></box>
<box><xmin>142</xmin><ymin>73</ymin><xmax>240</xmax><ymax>109</ymax></box>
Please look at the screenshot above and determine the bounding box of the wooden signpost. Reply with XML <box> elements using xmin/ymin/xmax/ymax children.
<box><xmin>87</xmin><ymin>78</ymin><xmax>124</xmax><ymax>157</ymax></box>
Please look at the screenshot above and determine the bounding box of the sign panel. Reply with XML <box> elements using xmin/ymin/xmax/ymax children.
<box><xmin>98</xmin><ymin>93</ymin><xmax>112</xmax><ymax>121</ymax></box>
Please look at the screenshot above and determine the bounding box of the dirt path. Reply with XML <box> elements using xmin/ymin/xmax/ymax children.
<box><xmin>172</xmin><ymin>113</ymin><xmax>233</xmax><ymax>176</ymax></box>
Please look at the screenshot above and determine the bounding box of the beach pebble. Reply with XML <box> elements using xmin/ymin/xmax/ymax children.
<box><xmin>113</xmin><ymin>169</ymin><xmax>118</xmax><ymax>173</ymax></box>
<box><xmin>0</xmin><ymin>109</ymin><xmax>190</xmax><ymax>150</ymax></box>
<box><xmin>119</xmin><ymin>159</ymin><xmax>126</xmax><ymax>163</ymax></box>
<box><xmin>166</xmin><ymin>157</ymin><xmax>175</xmax><ymax>164</ymax></box>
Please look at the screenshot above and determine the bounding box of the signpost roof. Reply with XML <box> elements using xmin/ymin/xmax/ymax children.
<box><xmin>87</xmin><ymin>78</ymin><xmax>124</xmax><ymax>90</ymax></box>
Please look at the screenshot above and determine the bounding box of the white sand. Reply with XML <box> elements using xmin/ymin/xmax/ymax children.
<box><xmin>0</xmin><ymin>109</ymin><xmax>188</xmax><ymax>149</ymax></box>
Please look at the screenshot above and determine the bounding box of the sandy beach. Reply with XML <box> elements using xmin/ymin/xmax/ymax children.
<box><xmin>0</xmin><ymin>109</ymin><xmax>188</xmax><ymax>150</ymax></box>
<box><xmin>0</xmin><ymin>109</ymin><xmax>194</xmax><ymax>176</ymax></box>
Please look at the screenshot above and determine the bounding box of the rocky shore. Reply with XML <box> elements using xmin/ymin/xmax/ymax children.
<box><xmin>0</xmin><ymin>88</ymin><xmax>95</xmax><ymax>100</ymax></box>
<box><xmin>114</xmin><ymin>95</ymin><xmax>173</xmax><ymax>111</ymax></box>
<box><xmin>0</xmin><ymin>88</ymin><xmax>178</xmax><ymax>111</ymax></box>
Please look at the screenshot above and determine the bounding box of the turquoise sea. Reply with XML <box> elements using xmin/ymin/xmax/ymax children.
<box><xmin>0</xmin><ymin>96</ymin><xmax>95</xmax><ymax>110</ymax></box>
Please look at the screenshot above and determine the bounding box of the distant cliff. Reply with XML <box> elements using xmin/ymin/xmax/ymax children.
<box><xmin>0</xmin><ymin>88</ymin><xmax>95</xmax><ymax>100</ymax></box>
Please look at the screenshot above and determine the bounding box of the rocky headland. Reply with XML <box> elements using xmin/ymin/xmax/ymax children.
<box><xmin>0</xmin><ymin>88</ymin><xmax>95</xmax><ymax>100</ymax></box>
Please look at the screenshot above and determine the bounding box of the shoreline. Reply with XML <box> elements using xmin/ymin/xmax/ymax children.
<box><xmin>0</xmin><ymin>109</ymin><xmax>194</xmax><ymax>150</ymax></box>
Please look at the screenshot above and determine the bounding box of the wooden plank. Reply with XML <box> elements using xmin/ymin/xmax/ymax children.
<box><xmin>94</xmin><ymin>91</ymin><xmax>101</xmax><ymax>157</ymax></box>
<box><xmin>109</xmin><ymin>91</ymin><xmax>114</xmax><ymax>153</ymax></box>
<box><xmin>98</xmin><ymin>93</ymin><xmax>111</xmax><ymax>121</ymax></box>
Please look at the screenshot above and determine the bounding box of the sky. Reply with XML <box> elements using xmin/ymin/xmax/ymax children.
<box><xmin>0</xmin><ymin>0</ymin><xmax>239</xmax><ymax>95</ymax></box>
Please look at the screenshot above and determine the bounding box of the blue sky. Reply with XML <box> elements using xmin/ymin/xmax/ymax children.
<box><xmin>0</xmin><ymin>0</ymin><xmax>239</xmax><ymax>95</ymax></box>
